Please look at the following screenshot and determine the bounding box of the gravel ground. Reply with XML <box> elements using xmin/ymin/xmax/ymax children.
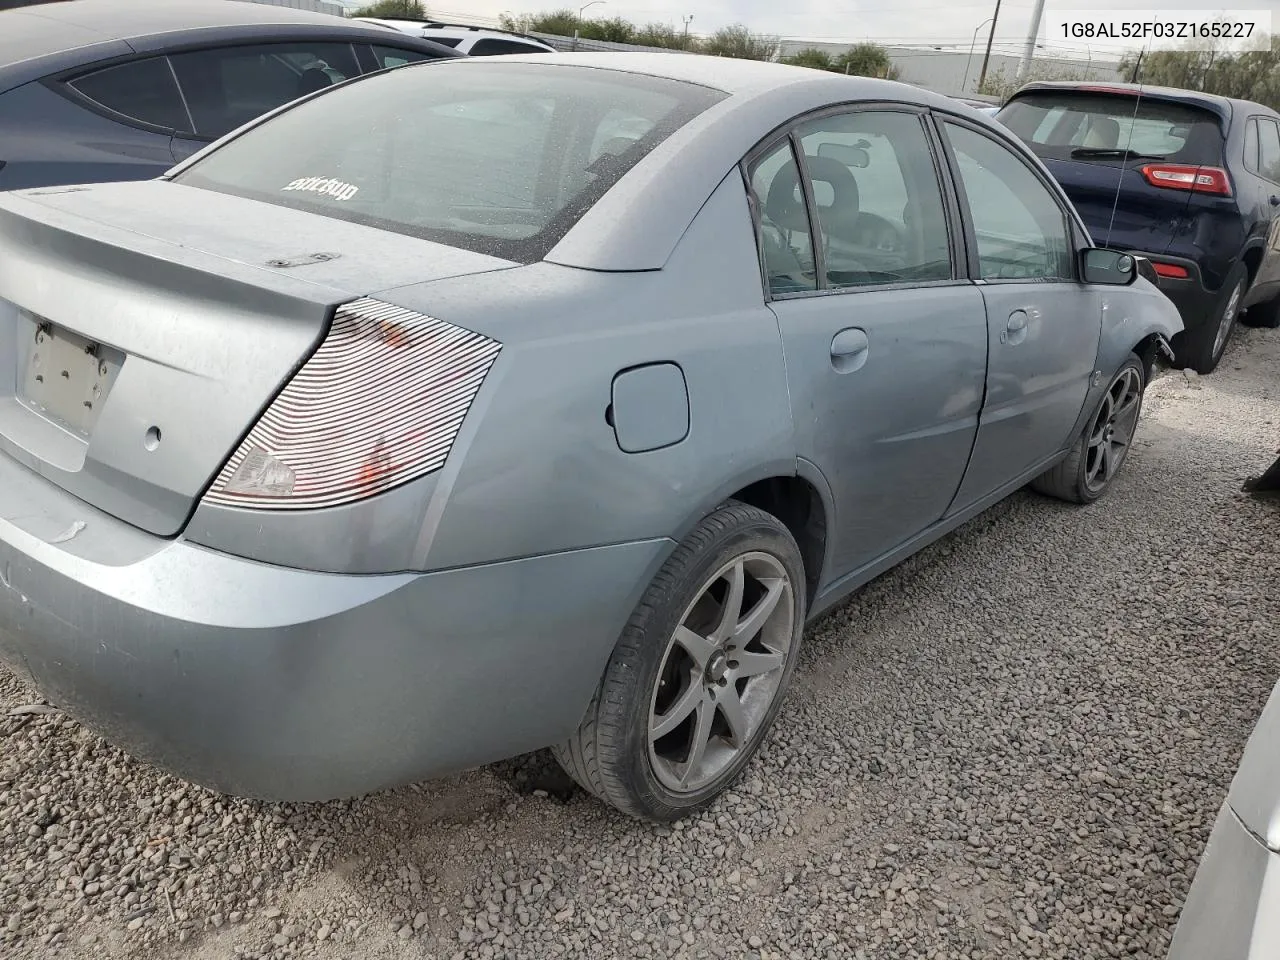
<box><xmin>3</xmin><ymin>326</ymin><xmax>1280</xmax><ymax>960</ymax></box>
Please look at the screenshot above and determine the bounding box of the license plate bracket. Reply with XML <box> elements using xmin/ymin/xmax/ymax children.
<box><xmin>20</xmin><ymin>318</ymin><xmax>123</xmax><ymax>437</ymax></box>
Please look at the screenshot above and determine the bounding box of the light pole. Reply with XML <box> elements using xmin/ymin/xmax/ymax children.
<box><xmin>976</xmin><ymin>0</ymin><xmax>1004</xmax><ymax>93</ymax></box>
<box><xmin>573</xmin><ymin>0</ymin><xmax>605</xmax><ymax>51</ymax></box>
<box><xmin>962</xmin><ymin>17</ymin><xmax>994</xmax><ymax>93</ymax></box>
<box><xmin>682</xmin><ymin>14</ymin><xmax>693</xmax><ymax>49</ymax></box>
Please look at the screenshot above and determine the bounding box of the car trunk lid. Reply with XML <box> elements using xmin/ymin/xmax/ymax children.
<box><xmin>0</xmin><ymin>180</ymin><xmax>516</xmax><ymax>537</ymax></box>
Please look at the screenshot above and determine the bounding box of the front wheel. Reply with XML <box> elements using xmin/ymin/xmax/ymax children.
<box><xmin>1031</xmin><ymin>356</ymin><xmax>1145</xmax><ymax>504</ymax></box>
<box><xmin>554</xmin><ymin>501</ymin><xmax>805</xmax><ymax>821</ymax></box>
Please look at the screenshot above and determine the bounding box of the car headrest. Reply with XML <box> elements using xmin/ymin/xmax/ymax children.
<box><xmin>765</xmin><ymin>154</ymin><xmax>861</xmax><ymax>235</ymax></box>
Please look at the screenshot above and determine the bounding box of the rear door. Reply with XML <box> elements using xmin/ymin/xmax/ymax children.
<box><xmin>939</xmin><ymin>118</ymin><xmax>1102</xmax><ymax>511</ymax></box>
<box><xmin>755</xmin><ymin>107</ymin><xmax>989</xmax><ymax>579</ymax></box>
<box><xmin>997</xmin><ymin>90</ymin><xmax>1228</xmax><ymax>253</ymax></box>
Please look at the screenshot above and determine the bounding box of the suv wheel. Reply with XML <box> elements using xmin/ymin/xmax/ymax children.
<box><xmin>554</xmin><ymin>501</ymin><xmax>805</xmax><ymax>821</ymax></box>
<box><xmin>1175</xmin><ymin>263</ymin><xmax>1247</xmax><ymax>374</ymax></box>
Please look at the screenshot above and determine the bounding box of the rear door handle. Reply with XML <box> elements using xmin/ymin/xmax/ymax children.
<box><xmin>1002</xmin><ymin>310</ymin><xmax>1029</xmax><ymax>345</ymax></box>
<box><xmin>830</xmin><ymin>327</ymin><xmax>869</xmax><ymax>372</ymax></box>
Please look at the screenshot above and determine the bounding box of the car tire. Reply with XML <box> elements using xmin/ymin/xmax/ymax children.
<box><xmin>1241</xmin><ymin>292</ymin><xmax>1280</xmax><ymax>330</ymax></box>
<box><xmin>1173</xmin><ymin>263</ymin><xmax>1248</xmax><ymax>374</ymax></box>
<box><xmin>1031</xmin><ymin>355</ymin><xmax>1145</xmax><ymax>505</ymax></box>
<box><xmin>553</xmin><ymin>500</ymin><xmax>805</xmax><ymax>821</ymax></box>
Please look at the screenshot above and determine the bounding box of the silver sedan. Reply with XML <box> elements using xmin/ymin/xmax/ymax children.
<box><xmin>0</xmin><ymin>53</ymin><xmax>1181</xmax><ymax>820</ymax></box>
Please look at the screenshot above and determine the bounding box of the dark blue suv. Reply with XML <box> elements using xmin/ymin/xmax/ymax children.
<box><xmin>998</xmin><ymin>82</ymin><xmax>1280</xmax><ymax>373</ymax></box>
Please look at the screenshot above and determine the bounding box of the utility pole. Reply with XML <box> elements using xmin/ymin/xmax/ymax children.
<box><xmin>682</xmin><ymin>14</ymin><xmax>693</xmax><ymax>48</ymax></box>
<box><xmin>1014</xmin><ymin>0</ymin><xmax>1047</xmax><ymax>82</ymax></box>
<box><xmin>976</xmin><ymin>0</ymin><xmax>1003</xmax><ymax>93</ymax></box>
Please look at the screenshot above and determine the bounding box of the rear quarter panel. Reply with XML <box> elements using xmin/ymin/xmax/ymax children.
<box><xmin>365</xmin><ymin>170</ymin><xmax>797</xmax><ymax>573</ymax></box>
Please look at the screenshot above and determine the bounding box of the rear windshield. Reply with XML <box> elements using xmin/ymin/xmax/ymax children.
<box><xmin>997</xmin><ymin>93</ymin><xmax>1224</xmax><ymax>165</ymax></box>
<box><xmin>174</xmin><ymin>61</ymin><xmax>726</xmax><ymax>262</ymax></box>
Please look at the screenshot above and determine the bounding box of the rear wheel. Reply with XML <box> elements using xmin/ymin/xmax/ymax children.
<box><xmin>1173</xmin><ymin>263</ymin><xmax>1247</xmax><ymax>374</ymax></box>
<box><xmin>1242</xmin><ymin>292</ymin><xmax>1280</xmax><ymax>330</ymax></box>
<box><xmin>1031</xmin><ymin>356</ymin><xmax>1145</xmax><ymax>504</ymax></box>
<box><xmin>554</xmin><ymin>501</ymin><xmax>805</xmax><ymax>821</ymax></box>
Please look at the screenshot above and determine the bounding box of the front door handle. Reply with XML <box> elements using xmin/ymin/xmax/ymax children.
<box><xmin>830</xmin><ymin>327</ymin><xmax>869</xmax><ymax>372</ymax></box>
<box><xmin>1002</xmin><ymin>310</ymin><xmax>1029</xmax><ymax>345</ymax></box>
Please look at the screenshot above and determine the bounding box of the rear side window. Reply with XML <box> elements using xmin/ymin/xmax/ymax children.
<box><xmin>998</xmin><ymin>93</ymin><xmax>1224</xmax><ymax>165</ymax></box>
<box><xmin>423</xmin><ymin>36</ymin><xmax>463</xmax><ymax>48</ymax></box>
<box><xmin>369</xmin><ymin>45</ymin><xmax>435</xmax><ymax>69</ymax></box>
<box><xmin>68</xmin><ymin>57</ymin><xmax>189</xmax><ymax>132</ymax></box>
<box><xmin>1258</xmin><ymin>119</ymin><xmax>1280</xmax><ymax>183</ymax></box>
<box><xmin>174</xmin><ymin>62</ymin><xmax>726</xmax><ymax>262</ymax></box>
<box><xmin>169</xmin><ymin>43</ymin><xmax>360</xmax><ymax>141</ymax></box>
<box><xmin>469</xmin><ymin>38</ymin><xmax>550</xmax><ymax>55</ymax></box>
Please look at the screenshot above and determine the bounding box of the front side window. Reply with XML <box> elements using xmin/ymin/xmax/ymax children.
<box><xmin>68</xmin><ymin>57</ymin><xmax>189</xmax><ymax>131</ymax></box>
<box><xmin>944</xmin><ymin>122</ymin><xmax>1074</xmax><ymax>281</ymax></box>
<box><xmin>173</xmin><ymin>62</ymin><xmax>725</xmax><ymax>262</ymax></box>
<box><xmin>795</xmin><ymin>110</ymin><xmax>952</xmax><ymax>287</ymax></box>
<box><xmin>169</xmin><ymin>42</ymin><xmax>360</xmax><ymax>141</ymax></box>
<box><xmin>748</xmin><ymin>138</ymin><xmax>818</xmax><ymax>296</ymax></box>
<box><xmin>1258</xmin><ymin>118</ymin><xmax>1280</xmax><ymax>183</ymax></box>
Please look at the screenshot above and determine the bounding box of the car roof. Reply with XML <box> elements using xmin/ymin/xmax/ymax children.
<box><xmin>1009</xmin><ymin>80</ymin><xmax>1278</xmax><ymax>125</ymax></box>
<box><xmin>468</xmin><ymin>51</ymin><xmax>965</xmax><ymax>104</ymax></box>
<box><xmin>0</xmin><ymin>0</ymin><xmax>458</xmax><ymax>92</ymax></box>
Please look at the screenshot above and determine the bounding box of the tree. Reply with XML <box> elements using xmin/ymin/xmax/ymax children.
<box><xmin>350</xmin><ymin>0</ymin><xmax>426</xmax><ymax>18</ymax></box>
<box><xmin>782</xmin><ymin>48</ymin><xmax>836</xmax><ymax>71</ymax></box>
<box><xmin>500</xmin><ymin>9</ymin><xmax>578</xmax><ymax>36</ymax></box>
<box><xmin>634</xmin><ymin>21</ymin><xmax>695</xmax><ymax>51</ymax></box>
<box><xmin>581</xmin><ymin>16</ymin><xmax>636</xmax><ymax>43</ymax></box>
<box><xmin>703</xmin><ymin>24</ymin><xmax>779</xmax><ymax>61</ymax></box>
<box><xmin>978</xmin><ymin>64</ymin><xmax>1089</xmax><ymax>100</ymax></box>
<box><xmin>1119</xmin><ymin>35</ymin><xmax>1280</xmax><ymax>110</ymax></box>
<box><xmin>835</xmin><ymin>43</ymin><xmax>899</xmax><ymax>79</ymax></box>
<box><xmin>782</xmin><ymin>43</ymin><xmax>899</xmax><ymax>78</ymax></box>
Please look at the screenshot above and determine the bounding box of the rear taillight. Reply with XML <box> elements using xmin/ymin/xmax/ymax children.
<box><xmin>1140</xmin><ymin>163</ymin><xmax>1232</xmax><ymax>196</ymax></box>
<box><xmin>203</xmin><ymin>297</ymin><xmax>502</xmax><ymax>510</ymax></box>
<box><xmin>1152</xmin><ymin>262</ymin><xmax>1190</xmax><ymax>279</ymax></box>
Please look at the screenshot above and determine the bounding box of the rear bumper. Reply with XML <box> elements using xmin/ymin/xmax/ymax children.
<box><xmin>1168</xmin><ymin>800</ymin><xmax>1280</xmax><ymax>960</ymax></box>
<box><xmin>0</xmin><ymin>470</ymin><xmax>668</xmax><ymax>800</ymax></box>
<box><xmin>1123</xmin><ymin>250</ymin><xmax>1217</xmax><ymax>331</ymax></box>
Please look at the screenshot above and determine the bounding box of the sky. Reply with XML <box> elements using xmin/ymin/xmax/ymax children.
<box><xmin>437</xmin><ymin>0</ymin><xmax>1278</xmax><ymax>60</ymax></box>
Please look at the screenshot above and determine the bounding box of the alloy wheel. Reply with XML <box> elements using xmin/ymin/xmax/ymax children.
<box><xmin>647</xmin><ymin>552</ymin><xmax>795</xmax><ymax>793</ymax></box>
<box><xmin>1084</xmin><ymin>366</ymin><xmax>1143</xmax><ymax>495</ymax></box>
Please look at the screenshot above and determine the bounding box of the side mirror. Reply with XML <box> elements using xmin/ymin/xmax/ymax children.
<box><xmin>1080</xmin><ymin>248</ymin><xmax>1137</xmax><ymax>286</ymax></box>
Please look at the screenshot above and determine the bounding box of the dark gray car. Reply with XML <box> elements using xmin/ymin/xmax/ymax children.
<box><xmin>0</xmin><ymin>0</ymin><xmax>460</xmax><ymax>190</ymax></box>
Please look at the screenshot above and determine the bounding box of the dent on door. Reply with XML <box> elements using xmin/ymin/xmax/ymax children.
<box><xmin>610</xmin><ymin>363</ymin><xmax>690</xmax><ymax>454</ymax></box>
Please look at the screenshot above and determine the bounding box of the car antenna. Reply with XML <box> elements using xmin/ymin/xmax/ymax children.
<box><xmin>1103</xmin><ymin>44</ymin><xmax>1149</xmax><ymax>249</ymax></box>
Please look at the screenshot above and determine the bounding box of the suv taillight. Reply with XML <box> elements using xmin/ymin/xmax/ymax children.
<box><xmin>203</xmin><ymin>297</ymin><xmax>502</xmax><ymax>510</ymax></box>
<box><xmin>1140</xmin><ymin>163</ymin><xmax>1232</xmax><ymax>196</ymax></box>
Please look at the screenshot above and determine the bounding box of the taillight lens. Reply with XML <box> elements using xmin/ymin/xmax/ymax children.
<box><xmin>203</xmin><ymin>297</ymin><xmax>502</xmax><ymax>510</ymax></box>
<box><xmin>1140</xmin><ymin>163</ymin><xmax>1232</xmax><ymax>196</ymax></box>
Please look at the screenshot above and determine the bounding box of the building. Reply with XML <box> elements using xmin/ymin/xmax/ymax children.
<box><xmin>239</xmin><ymin>0</ymin><xmax>347</xmax><ymax>18</ymax></box>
